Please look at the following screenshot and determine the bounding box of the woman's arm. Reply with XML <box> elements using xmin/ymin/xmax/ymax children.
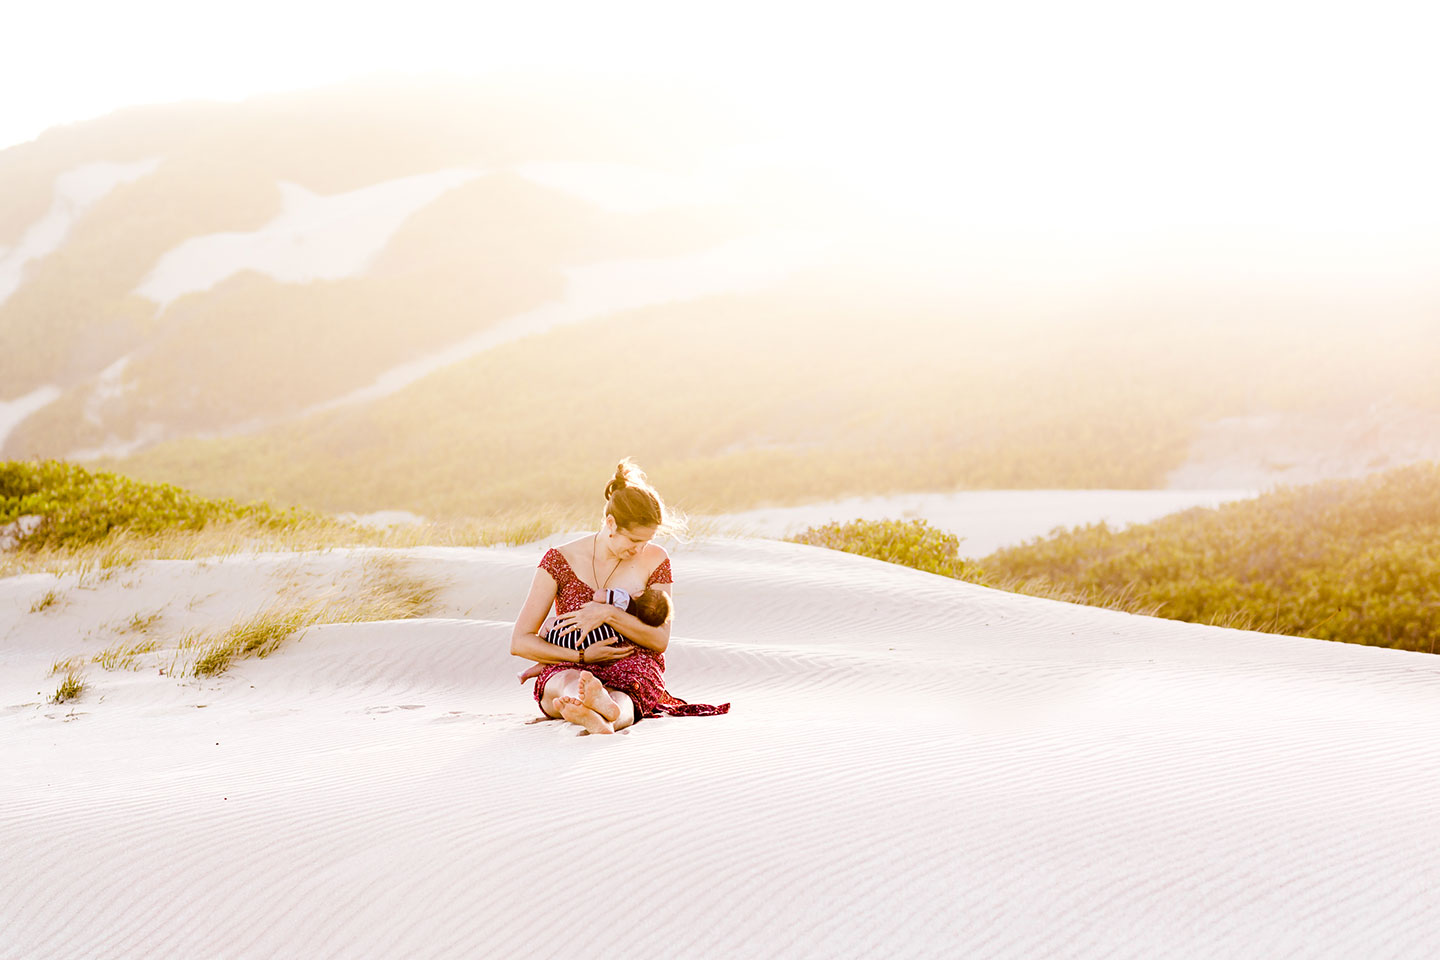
<box><xmin>510</xmin><ymin>569</ymin><xmax>633</xmax><ymax>664</ymax></box>
<box><xmin>510</xmin><ymin>569</ymin><xmax>581</xmax><ymax>664</ymax></box>
<box><xmin>554</xmin><ymin>583</ymin><xmax>672</xmax><ymax>654</ymax></box>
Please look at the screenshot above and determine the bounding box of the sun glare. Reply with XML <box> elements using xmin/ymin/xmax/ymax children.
<box><xmin>6</xmin><ymin>0</ymin><xmax>1439</xmax><ymax>248</ymax></box>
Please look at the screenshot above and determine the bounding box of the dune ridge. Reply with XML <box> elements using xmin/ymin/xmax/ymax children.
<box><xmin>4</xmin><ymin>538</ymin><xmax>1439</xmax><ymax>958</ymax></box>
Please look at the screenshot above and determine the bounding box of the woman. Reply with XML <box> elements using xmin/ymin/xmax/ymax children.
<box><xmin>510</xmin><ymin>459</ymin><xmax>729</xmax><ymax>734</ymax></box>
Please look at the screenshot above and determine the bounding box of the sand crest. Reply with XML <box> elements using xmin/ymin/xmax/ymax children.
<box><xmin>4</xmin><ymin>539</ymin><xmax>1438</xmax><ymax>959</ymax></box>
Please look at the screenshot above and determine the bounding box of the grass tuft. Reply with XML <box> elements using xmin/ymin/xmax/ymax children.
<box><xmin>122</xmin><ymin>611</ymin><xmax>162</xmax><ymax>634</ymax></box>
<box><xmin>192</xmin><ymin>606</ymin><xmax>319</xmax><ymax>678</ymax></box>
<box><xmin>92</xmin><ymin>638</ymin><xmax>161</xmax><ymax>671</ymax></box>
<box><xmin>30</xmin><ymin>589</ymin><xmax>60</xmax><ymax>613</ymax></box>
<box><xmin>50</xmin><ymin>656</ymin><xmax>85</xmax><ymax>675</ymax></box>
<box><xmin>185</xmin><ymin>561</ymin><xmax>441</xmax><ymax>679</ymax></box>
<box><xmin>50</xmin><ymin>670</ymin><xmax>86</xmax><ymax>703</ymax></box>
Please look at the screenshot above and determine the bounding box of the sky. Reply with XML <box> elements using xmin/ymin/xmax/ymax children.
<box><xmin>6</xmin><ymin>0</ymin><xmax>1440</xmax><ymax>240</ymax></box>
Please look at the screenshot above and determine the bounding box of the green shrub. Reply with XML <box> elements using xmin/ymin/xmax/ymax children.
<box><xmin>788</xmin><ymin>518</ymin><xmax>980</xmax><ymax>579</ymax></box>
<box><xmin>0</xmin><ymin>459</ymin><xmax>314</xmax><ymax>551</ymax></box>
<box><xmin>980</xmin><ymin>462</ymin><xmax>1440</xmax><ymax>652</ymax></box>
<box><xmin>788</xmin><ymin>463</ymin><xmax>1440</xmax><ymax>653</ymax></box>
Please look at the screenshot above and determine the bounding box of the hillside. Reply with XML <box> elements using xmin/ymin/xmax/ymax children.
<box><xmin>3</xmin><ymin>77</ymin><xmax>1439</xmax><ymax>517</ymax></box>
<box><xmin>977</xmin><ymin>461</ymin><xmax>1440</xmax><ymax>652</ymax></box>
<box><xmin>103</xmin><ymin>291</ymin><xmax>1440</xmax><ymax>517</ymax></box>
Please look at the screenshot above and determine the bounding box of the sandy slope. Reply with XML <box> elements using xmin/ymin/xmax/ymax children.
<box><xmin>4</xmin><ymin>539</ymin><xmax>1440</xmax><ymax>959</ymax></box>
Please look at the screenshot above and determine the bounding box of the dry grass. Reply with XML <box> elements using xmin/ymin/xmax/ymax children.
<box><xmin>0</xmin><ymin>511</ymin><xmax>566</xmax><ymax>581</ymax></box>
<box><xmin>49</xmin><ymin>656</ymin><xmax>85</xmax><ymax>675</ymax></box>
<box><xmin>191</xmin><ymin>606</ymin><xmax>319</xmax><ymax>678</ymax></box>
<box><xmin>974</xmin><ymin>574</ymin><xmax>1168</xmax><ymax>619</ymax></box>
<box><xmin>50</xmin><ymin>669</ymin><xmax>86</xmax><ymax>704</ymax></box>
<box><xmin>29</xmin><ymin>589</ymin><xmax>60</xmax><ymax>613</ymax></box>
<box><xmin>122</xmin><ymin>611</ymin><xmax>163</xmax><ymax>634</ymax></box>
<box><xmin>184</xmin><ymin>556</ymin><xmax>442</xmax><ymax>678</ymax></box>
<box><xmin>92</xmin><ymin>638</ymin><xmax>161</xmax><ymax>671</ymax></box>
<box><xmin>354</xmin><ymin>555</ymin><xmax>441</xmax><ymax>620</ymax></box>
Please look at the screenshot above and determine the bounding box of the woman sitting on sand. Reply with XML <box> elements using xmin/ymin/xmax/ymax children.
<box><xmin>510</xmin><ymin>459</ymin><xmax>729</xmax><ymax>734</ymax></box>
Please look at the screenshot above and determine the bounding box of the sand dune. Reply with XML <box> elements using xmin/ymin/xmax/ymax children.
<box><xmin>5</xmin><ymin>538</ymin><xmax>1439</xmax><ymax>959</ymax></box>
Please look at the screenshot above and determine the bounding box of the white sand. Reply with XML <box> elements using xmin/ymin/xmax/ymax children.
<box><xmin>4</xmin><ymin>538</ymin><xmax>1438</xmax><ymax>959</ymax></box>
<box><xmin>0</xmin><ymin>157</ymin><xmax>161</xmax><ymax>307</ymax></box>
<box><xmin>133</xmin><ymin>170</ymin><xmax>484</xmax><ymax>308</ymax></box>
<box><xmin>707</xmin><ymin>488</ymin><xmax>1257</xmax><ymax>557</ymax></box>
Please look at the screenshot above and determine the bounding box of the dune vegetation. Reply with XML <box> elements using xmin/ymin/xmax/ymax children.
<box><xmin>1</xmin><ymin>459</ymin><xmax>311</xmax><ymax>550</ymax></box>
<box><xmin>787</xmin><ymin>518</ymin><xmax>980</xmax><ymax>580</ymax></box>
<box><xmin>103</xmin><ymin>284</ymin><xmax>1440</xmax><ymax>520</ymax></box>
<box><xmin>793</xmin><ymin>462</ymin><xmax>1440</xmax><ymax>653</ymax></box>
<box><xmin>0</xmin><ymin>459</ymin><xmax>562</xmax><ymax>576</ymax></box>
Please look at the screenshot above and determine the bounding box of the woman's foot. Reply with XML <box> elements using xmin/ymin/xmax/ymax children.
<box><xmin>556</xmin><ymin>695</ymin><xmax>615</xmax><ymax>735</ymax></box>
<box><xmin>578</xmin><ymin>673</ymin><xmax>621</xmax><ymax>723</ymax></box>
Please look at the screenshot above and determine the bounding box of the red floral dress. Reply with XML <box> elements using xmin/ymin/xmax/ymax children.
<box><xmin>530</xmin><ymin>548</ymin><xmax>729</xmax><ymax>719</ymax></box>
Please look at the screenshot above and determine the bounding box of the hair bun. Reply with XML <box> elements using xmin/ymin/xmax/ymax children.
<box><xmin>603</xmin><ymin>460</ymin><xmax>632</xmax><ymax>501</ymax></box>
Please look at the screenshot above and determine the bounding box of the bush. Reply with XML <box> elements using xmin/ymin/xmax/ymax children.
<box><xmin>787</xmin><ymin>518</ymin><xmax>980</xmax><ymax>579</ymax></box>
<box><xmin>980</xmin><ymin>461</ymin><xmax>1440</xmax><ymax>652</ymax></box>
<box><xmin>787</xmin><ymin>463</ymin><xmax>1440</xmax><ymax>654</ymax></box>
<box><xmin>0</xmin><ymin>459</ymin><xmax>311</xmax><ymax>551</ymax></box>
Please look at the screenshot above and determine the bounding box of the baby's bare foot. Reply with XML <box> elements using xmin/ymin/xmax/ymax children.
<box><xmin>578</xmin><ymin>673</ymin><xmax>621</xmax><ymax>723</ymax></box>
<box><xmin>557</xmin><ymin>696</ymin><xmax>615</xmax><ymax>735</ymax></box>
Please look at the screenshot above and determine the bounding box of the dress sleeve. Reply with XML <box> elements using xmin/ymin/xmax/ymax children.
<box><xmin>646</xmin><ymin>557</ymin><xmax>673</xmax><ymax>587</ymax></box>
<box><xmin>539</xmin><ymin>548</ymin><xmax>567</xmax><ymax>583</ymax></box>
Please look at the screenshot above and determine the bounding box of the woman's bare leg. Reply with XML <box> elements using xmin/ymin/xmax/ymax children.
<box><xmin>608</xmin><ymin>689</ymin><xmax>636</xmax><ymax>731</ymax></box>
<box><xmin>540</xmin><ymin>669</ymin><xmax>584</xmax><ymax>718</ymax></box>
<box><xmin>541</xmin><ymin>670</ymin><xmax>633</xmax><ymax>734</ymax></box>
<box><xmin>543</xmin><ymin>669</ymin><xmax>615</xmax><ymax>734</ymax></box>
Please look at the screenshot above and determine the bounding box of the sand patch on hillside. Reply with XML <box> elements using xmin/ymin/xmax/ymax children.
<box><xmin>0</xmin><ymin>157</ymin><xmax>161</xmax><ymax>308</ymax></box>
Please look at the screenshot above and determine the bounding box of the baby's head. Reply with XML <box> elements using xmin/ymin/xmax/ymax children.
<box><xmin>628</xmin><ymin>588</ymin><xmax>673</xmax><ymax>627</ymax></box>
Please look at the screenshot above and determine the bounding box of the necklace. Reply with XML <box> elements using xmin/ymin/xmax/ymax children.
<box><xmin>591</xmin><ymin>532</ymin><xmax>621</xmax><ymax>592</ymax></box>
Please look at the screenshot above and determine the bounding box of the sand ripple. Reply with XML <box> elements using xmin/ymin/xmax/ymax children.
<box><xmin>4</xmin><ymin>538</ymin><xmax>1440</xmax><ymax>958</ymax></box>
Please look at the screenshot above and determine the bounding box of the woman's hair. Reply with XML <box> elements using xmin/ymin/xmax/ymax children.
<box><xmin>628</xmin><ymin>588</ymin><xmax>673</xmax><ymax>627</ymax></box>
<box><xmin>603</xmin><ymin>458</ymin><xmax>665</xmax><ymax>532</ymax></box>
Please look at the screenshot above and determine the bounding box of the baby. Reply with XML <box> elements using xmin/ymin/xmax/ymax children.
<box><xmin>517</xmin><ymin>587</ymin><xmax>673</xmax><ymax>683</ymax></box>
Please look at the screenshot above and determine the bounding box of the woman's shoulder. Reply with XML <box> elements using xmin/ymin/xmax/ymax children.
<box><xmin>553</xmin><ymin>534</ymin><xmax>592</xmax><ymax>555</ymax></box>
<box><xmin>643</xmin><ymin>542</ymin><xmax>672</xmax><ymax>586</ymax></box>
<box><xmin>539</xmin><ymin>538</ymin><xmax>584</xmax><ymax>579</ymax></box>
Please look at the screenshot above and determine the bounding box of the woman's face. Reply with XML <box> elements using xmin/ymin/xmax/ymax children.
<box><xmin>608</xmin><ymin>521</ymin><xmax>657</xmax><ymax>560</ymax></box>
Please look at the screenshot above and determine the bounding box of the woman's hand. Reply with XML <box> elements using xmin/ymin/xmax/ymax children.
<box><xmin>552</xmin><ymin>601</ymin><xmax>613</xmax><ymax>638</ymax></box>
<box><xmin>581</xmin><ymin>637</ymin><xmax>635</xmax><ymax>662</ymax></box>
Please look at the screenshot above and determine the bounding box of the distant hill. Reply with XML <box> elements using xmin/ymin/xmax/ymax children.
<box><xmin>3</xmin><ymin>76</ymin><xmax>1439</xmax><ymax>517</ymax></box>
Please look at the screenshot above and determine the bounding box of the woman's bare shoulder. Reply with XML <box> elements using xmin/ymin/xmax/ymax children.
<box><xmin>553</xmin><ymin>534</ymin><xmax>593</xmax><ymax>559</ymax></box>
<box><xmin>642</xmin><ymin>542</ymin><xmax>671</xmax><ymax>582</ymax></box>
